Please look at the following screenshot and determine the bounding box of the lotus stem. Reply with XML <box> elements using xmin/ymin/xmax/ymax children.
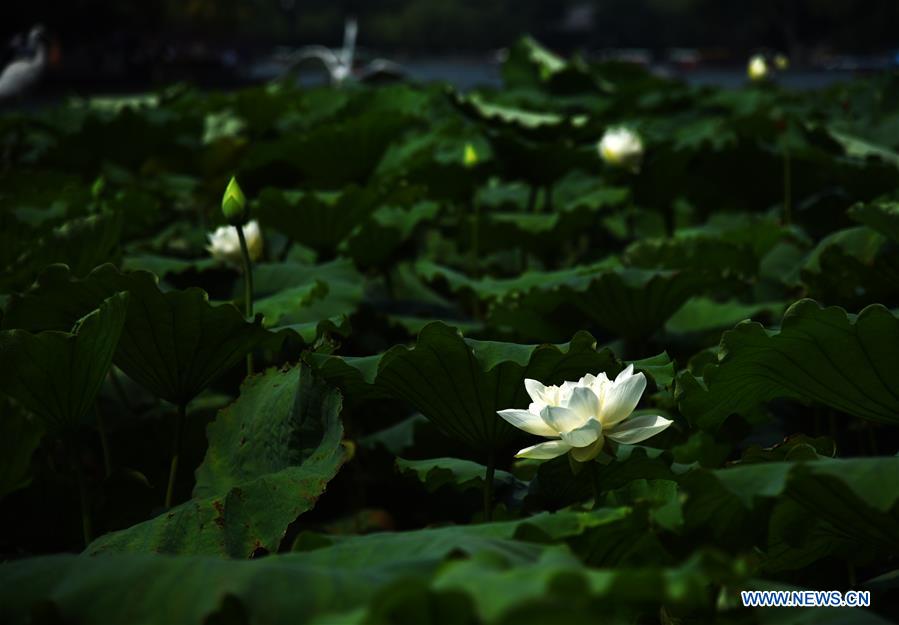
<box><xmin>483</xmin><ymin>450</ymin><xmax>495</xmax><ymax>521</ymax></box>
<box><xmin>236</xmin><ymin>224</ymin><xmax>255</xmax><ymax>376</ymax></box>
<box><xmin>96</xmin><ymin>403</ymin><xmax>112</xmax><ymax>478</ymax></box>
<box><xmin>590</xmin><ymin>460</ymin><xmax>603</xmax><ymax>510</ymax></box>
<box><xmin>164</xmin><ymin>403</ymin><xmax>187</xmax><ymax>509</ymax></box>
<box><xmin>543</xmin><ymin>184</ymin><xmax>553</xmax><ymax>212</ymax></box>
<box><xmin>783</xmin><ymin>139</ymin><xmax>792</xmax><ymax>225</ymax></box>
<box><xmin>526</xmin><ymin>185</ymin><xmax>538</xmax><ymax>213</ymax></box>
<box><xmin>108</xmin><ymin>368</ymin><xmax>134</xmax><ymax>412</ymax></box>
<box><xmin>867</xmin><ymin>425</ymin><xmax>878</xmax><ymax>456</ymax></box>
<box><xmin>470</xmin><ymin>197</ymin><xmax>480</xmax><ymax>278</ymax></box>
<box><xmin>72</xmin><ymin>445</ymin><xmax>92</xmax><ymax>547</ymax></box>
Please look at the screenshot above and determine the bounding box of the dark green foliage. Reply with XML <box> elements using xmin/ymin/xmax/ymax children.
<box><xmin>1</xmin><ymin>36</ymin><xmax>898</xmax><ymax>625</ymax></box>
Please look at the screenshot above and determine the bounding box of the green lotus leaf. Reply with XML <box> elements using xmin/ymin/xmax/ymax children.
<box><xmin>311</xmin><ymin>323</ymin><xmax>622</xmax><ymax>452</ymax></box>
<box><xmin>255</xmin><ymin>186</ymin><xmax>384</xmax><ymax>257</ymax></box>
<box><xmin>0</xmin><ymin>211</ymin><xmax>123</xmax><ymax>292</ymax></box>
<box><xmin>0</xmin><ymin>403</ymin><xmax>44</xmax><ymax>499</ymax></box>
<box><xmin>0</xmin><ymin>292</ymin><xmax>128</xmax><ymax>434</ymax></box>
<box><xmin>396</xmin><ymin>457</ymin><xmax>522</xmax><ymax>494</ymax></box>
<box><xmin>342</xmin><ymin>201</ymin><xmax>439</xmax><ymax>269</ymax></box>
<box><xmin>2</xmin><ymin>264</ymin><xmax>275</xmax><ymax>406</ymax></box>
<box><xmin>247</xmin><ymin>259</ymin><xmax>363</xmax><ymax>341</ymax></box>
<box><xmin>241</xmin><ymin>107</ymin><xmax>410</xmax><ymax>188</ymax></box>
<box><xmin>683</xmin><ymin>456</ymin><xmax>899</xmax><ymax>563</ymax></box>
<box><xmin>828</xmin><ymin>127</ymin><xmax>899</xmax><ymax>169</ymax></box>
<box><xmin>678</xmin><ymin>299</ymin><xmax>899</xmax><ymax>429</ymax></box>
<box><xmin>86</xmin><ymin>363</ymin><xmax>346</xmax><ymax>556</ymax></box>
<box><xmin>800</xmin><ymin>227</ymin><xmax>899</xmax><ymax>309</ymax></box>
<box><xmin>850</xmin><ymin>198</ymin><xmax>899</xmax><ymax>243</ymax></box>
<box><xmin>665</xmin><ymin>297</ymin><xmax>786</xmax><ymax>335</ymax></box>
<box><xmin>0</xmin><ymin>507</ymin><xmax>689</xmax><ymax>625</ymax></box>
<box><xmin>121</xmin><ymin>254</ymin><xmax>219</xmax><ymax>279</ymax></box>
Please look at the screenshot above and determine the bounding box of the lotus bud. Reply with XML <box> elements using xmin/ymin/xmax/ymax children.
<box><xmin>463</xmin><ymin>143</ymin><xmax>479</xmax><ymax>168</ymax></box>
<box><xmin>747</xmin><ymin>54</ymin><xmax>769</xmax><ymax>82</ymax></box>
<box><xmin>598</xmin><ymin>127</ymin><xmax>644</xmax><ymax>172</ymax></box>
<box><xmin>221</xmin><ymin>176</ymin><xmax>248</xmax><ymax>226</ymax></box>
<box><xmin>774</xmin><ymin>53</ymin><xmax>789</xmax><ymax>71</ymax></box>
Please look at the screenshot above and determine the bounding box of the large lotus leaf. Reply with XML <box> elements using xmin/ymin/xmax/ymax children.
<box><xmin>666</xmin><ymin>298</ymin><xmax>786</xmax><ymax>335</ymax></box>
<box><xmin>240</xmin><ymin>107</ymin><xmax>410</xmax><ymax>188</ymax></box>
<box><xmin>247</xmin><ymin>259</ymin><xmax>363</xmax><ymax>341</ymax></box>
<box><xmin>0</xmin><ymin>403</ymin><xmax>44</xmax><ymax>499</ymax></box>
<box><xmin>2</xmin><ymin>264</ymin><xmax>275</xmax><ymax>406</ymax></box>
<box><xmin>342</xmin><ymin>201</ymin><xmax>439</xmax><ymax>269</ymax></box>
<box><xmin>493</xmin><ymin>268</ymin><xmax>723</xmax><ymax>341</ymax></box>
<box><xmin>850</xmin><ymin>198</ymin><xmax>899</xmax><ymax>243</ymax></box>
<box><xmin>623</xmin><ymin>235</ymin><xmax>758</xmax><ymax>281</ymax></box>
<box><xmin>121</xmin><ymin>254</ymin><xmax>219</xmax><ymax>279</ymax></box>
<box><xmin>310</xmin><ymin>323</ymin><xmax>623</xmax><ymax>452</ymax></box>
<box><xmin>0</xmin><ymin>550</ymin><xmax>767</xmax><ymax>625</ymax></box>
<box><xmin>86</xmin><ymin>363</ymin><xmax>346</xmax><ymax>556</ymax></box>
<box><xmin>828</xmin><ymin>127</ymin><xmax>899</xmax><ymax>169</ymax></box>
<box><xmin>452</xmin><ymin>91</ymin><xmax>576</xmax><ymax>134</ymax></box>
<box><xmin>0</xmin><ymin>211</ymin><xmax>123</xmax><ymax>292</ymax></box>
<box><xmin>475</xmin><ymin>181</ymin><xmax>629</xmax><ymax>258</ymax></box>
<box><xmin>255</xmin><ymin>185</ymin><xmax>384</xmax><ymax>257</ymax></box>
<box><xmin>396</xmin><ymin>457</ymin><xmax>522</xmax><ymax>494</ymax></box>
<box><xmin>431</xmin><ymin>549</ymin><xmax>741</xmax><ymax>624</ymax></box>
<box><xmin>800</xmin><ymin>227</ymin><xmax>899</xmax><ymax>308</ymax></box>
<box><xmin>678</xmin><ymin>299</ymin><xmax>899</xmax><ymax>429</ymax></box>
<box><xmin>0</xmin><ymin>292</ymin><xmax>128</xmax><ymax>434</ymax></box>
<box><xmin>373</xmin><ymin>118</ymin><xmax>491</xmax><ymax>202</ymax></box>
<box><xmin>0</xmin><ymin>552</ymin><xmax>410</xmax><ymax>625</ymax></box>
<box><xmin>526</xmin><ymin>445</ymin><xmax>681</xmax><ymax>512</ymax></box>
<box><xmin>416</xmin><ymin>260</ymin><xmax>724</xmax><ymax>340</ymax></box>
<box><xmin>0</xmin><ymin>508</ymin><xmax>672</xmax><ymax>625</ymax></box>
<box><xmin>683</xmin><ymin>457</ymin><xmax>899</xmax><ymax>560</ymax></box>
<box><xmin>502</xmin><ymin>36</ymin><xmax>603</xmax><ymax>95</ymax></box>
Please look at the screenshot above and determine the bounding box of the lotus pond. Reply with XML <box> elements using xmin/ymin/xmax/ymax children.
<box><xmin>2</xmin><ymin>38</ymin><xmax>899</xmax><ymax>624</ymax></box>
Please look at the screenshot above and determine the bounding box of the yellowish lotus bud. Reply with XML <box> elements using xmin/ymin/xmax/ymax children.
<box><xmin>463</xmin><ymin>143</ymin><xmax>479</xmax><ymax>168</ymax></box>
<box><xmin>774</xmin><ymin>54</ymin><xmax>789</xmax><ymax>71</ymax></box>
<box><xmin>747</xmin><ymin>54</ymin><xmax>769</xmax><ymax>82</ymax></box>
<box><xmin>221</xmin><ymin>176</ymin><xmax>247</xmax><ymax>226</ymax></box>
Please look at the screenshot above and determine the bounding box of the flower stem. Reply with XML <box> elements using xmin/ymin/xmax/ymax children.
<box><xmin>469</xmin><ymin>197</ymin><xmax>480</xmax><ymax>278</ymax></box>
<box><xmin>483</xmin><ymin>450</ymin><xmax>495</xmax><ymax>522</ymax></box>
<box><xmin>71</xmin><ymin>444</ymin><xmax>92</xmax><ymax>547</ymax></box>
<box><xmin>95</xmin><ymin>402</ymin><xmax>112</xmax><ymax>479</ymax></box>
<box><xmin>526</xmin><ymin>185</ymin><xmax>538</xmax><ymax>213</ymax></box>
<box><xmin>590</xmin><ymin>460</ymin><xmax>603</xmax><ymax>510</ymax></box>
<box><xmin>236</xmin><ymin>224</ymin><xmax>255</xmax><ymax>376</ymax></box>
<box><xmin>164</xmin><ymin>403</ymin><xmax>187</xmax><ymax>509</ymax></box>
<box><xmin>108</xmin><ymin>368</ymin><xmax>134</xmax><ymax>412</ymax></box>
<box><xmin>783</xmin><ymin>139</ymin><xmax>792</xmax><ymax>226</ymax></box>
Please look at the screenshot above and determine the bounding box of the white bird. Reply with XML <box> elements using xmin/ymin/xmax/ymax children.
<box><xmin>0</xmin><ymin>25</ymin><xmax>47</xmax><ymax>101</ymax></box>
<box><xmin>278</xmin><ymin>18</ymin><xmax>405</xmax><ymax>86</ymax></box>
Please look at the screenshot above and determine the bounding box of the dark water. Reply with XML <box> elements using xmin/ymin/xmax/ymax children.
<box><xmin>250</xmin><ymin>57</ymin><xmax>862</xmax><ymax>91</ymax></box>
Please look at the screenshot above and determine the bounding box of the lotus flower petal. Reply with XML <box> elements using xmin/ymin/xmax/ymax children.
<box><xmin>496</xmin><ymin>408</ymin><xmax>557</xmax><ymax>437</ymax></box>
<box><xmin>606</xmin><ymin>414</ymin><xmax>673</xmax><ymax>444</ymax></box>
<box><xmin>515</xmin><ymin>439</ymin><xmax>572</xmax><ymax>459</ymax></box>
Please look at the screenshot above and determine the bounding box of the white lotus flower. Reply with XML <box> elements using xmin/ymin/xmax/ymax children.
<box><xmin>497</xmin><ymin>365</ymin><xmax>672</xmax><ymax>463</ymax></box>
<box><xmin>747</xmin><ymin>54</ymin><xmax>769</xmax><ymax>82</ymax></box>
<box><xmin>207</xmin><ymin>220</ymin><xmax>264</xmax><ymax>264</ymax></box>
<box><xmin>598</xmin><ymin>127</ymin><xmax>643</xmax><ymax>171</ymax></box>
